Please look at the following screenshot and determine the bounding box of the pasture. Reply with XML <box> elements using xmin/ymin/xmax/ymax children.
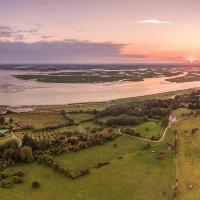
<box><xmin>9</xmin><ymin>113</ymin><xmax>67</xmax><ymax>129</ymax></box>
<box><xmin>172</xmin><ymin>108</ymin><xmax>192</xmax><ymax>118</ymax></box>
<box><xmin>173</xmin><ymin>117</ymin><xmax>200</xmax><ymax>200</ymax></box>
<box><xmin>134</xmin><ymin>121</ymin><xmax>164</xmax><ymax>139</ymax></box>
<box><xmin>1</xmin><ymin>133</ymin><xmax>175</xmax><ymax>200</ymax></box>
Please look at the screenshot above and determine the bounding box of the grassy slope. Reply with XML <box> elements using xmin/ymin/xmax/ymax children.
<box><xmin>173</xmin><ymin>117</ymin><xmax>200</xmax><ymax>200</ymax></box>
<box><xmin>55</xmin><ymin>136</ymin><xmax>145</xmax><ymax>173</ymax></box>
<box><xmin>1</xmin><ymin>133</ymin><xmax>174</xmax><ymax>200</ymax></box>
<box><xmin>172</xmin><ymin>108</ymin><xmax>192</xmax><ymax>118</ymax></box>
<box><xmin>134</xmin><ymin>121</ymin><xmax>164</xmax><ymax>138</ymax></box>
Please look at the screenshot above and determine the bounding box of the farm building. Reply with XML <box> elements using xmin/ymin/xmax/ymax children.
<box><xmin>169</xmin><ymin>115</ymin><xmax>177</xmax><ymax>124</ymax></box>
<box><xmin>16</xmin><ymin>121</ymin><xmax>32</xmax><ymax>129</ymax></box>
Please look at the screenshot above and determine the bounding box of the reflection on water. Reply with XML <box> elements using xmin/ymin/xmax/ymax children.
<box><xmin>0</xmin><ymin>70</ymin><xmax>199</xmax><ymax>105</ymax></box>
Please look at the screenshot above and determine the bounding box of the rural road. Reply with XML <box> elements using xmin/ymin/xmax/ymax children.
<box><xmin>120</xmin><ymin>116</ymin><xmax>188</xmax><ymax>143</ymax></box>
<box><xmin>119</xmin><ymin>124</ymin><xmax>171</xmax><ymax>143</ymax></box>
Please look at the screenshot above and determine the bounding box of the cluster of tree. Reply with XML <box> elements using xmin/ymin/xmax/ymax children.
<box><xmin>121</xmin><ymin>127</ymin><xmax>141</xmax><ymax>137</ymax></box>
<box><xmin>181</xmin><ymin>111</ymin><xmax>194</xmax><ymax>118</ymax></box>
<box><xmin>191</xmin><ymin>128</ymin><xmax>198</xmax><ymax>134</ymax></box>
<box><xmin>90</xmin><ymin>127</ymin><xmax>104</xmax><ymax>133</ymax></box>
<box><xmin>106</xmin><ymin>116</ymin><xmax>147</xmax><ymax>127</ymax></box>
<box><xmin>63</xmin><ymin>109</ymin><xmax>98</xmax><ymax>115</ymax></box>
<box><xmin>97</xmin><ymin>98</ymin><xmax>175</xmax><ymax>120</ymax></box>
<box><xmin>22</xmin><ymin>135</ymin><xmax>51</xmax><ymax>150</ymax></box>
<box><xmin>175</xmin><ymin>91</ymin><xmax>200</xmax><ymax>109</ymax></box>
<box><xmin>0</xmin><ymin>159</ymin><xmax>15</xmax><ymax>171</ymax></box>
<box><xmin>96</xmin><ymin>91</ymin><xmax>200</xmax><ymax>126</ymax></box>
<box><xmin>0</xmin><ymin>170</ymin><xmax>25</xmax><ymax>189</ymax></box>
<box><xmin>23</xmin><ymin>131</ymin><xmax>119</xmax><ymax>155</ymax></box>
<box><xmin>121</xmin><ymin>127</ymin><xmax>160</xmax><ymax>141</ymax></box>
<box><xmin>79</xmin><ymin>117</ymin><xmax>95</xmax><ymax>123</ymax></box>
<box><xmin>142</xmin><ymin>143</ymin><xmax>151</xmax><ymax>150</ymax></box>
<box><xmin>35</xmin><ymin>153</ymin><xmax>90</xmax><ymax>179</ymax></box>
<box><xmin>0</xmin><ymin>142</ymin><xmax>34</xmax><ymax>167</ymax></box>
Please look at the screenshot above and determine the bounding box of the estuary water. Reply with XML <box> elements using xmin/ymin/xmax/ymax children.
<box><xmin>0</xmin><ymin>70</ymin><xmax>199</xmax><ymax>105</ymax></box>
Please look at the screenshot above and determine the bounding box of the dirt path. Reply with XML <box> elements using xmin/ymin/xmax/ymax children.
<box><xmin>120</xmin><ymin>116</ymin><xmax>187</xmax><ymax>144</ymax></box>
<box><xmin>119</xmin><ymin>124</ymin><xmax>171</xmax><ymax>143</ymax></box>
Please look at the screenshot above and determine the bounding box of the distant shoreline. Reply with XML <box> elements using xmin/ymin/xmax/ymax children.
<box><xmin>0</xmin><ymin>88</ymin><xmax>197</xmax><ymax>107</ymax></box>
<box><xmin>0</xmin><ymin>67</ymin><xmax>200</xmax><ymax>106</ymax></box>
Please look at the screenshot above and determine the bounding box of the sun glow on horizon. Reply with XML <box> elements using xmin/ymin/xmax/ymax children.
<box><xmin>187</xmin><ymin>56</ymin><xmax>197</xmax><ymax>64</ymax></box>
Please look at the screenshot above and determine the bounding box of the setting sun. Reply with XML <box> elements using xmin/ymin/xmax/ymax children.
<box><xmin>187</xmin><ymin>56</ymin><xmax>197</xmax><ymax>63</ymax></box>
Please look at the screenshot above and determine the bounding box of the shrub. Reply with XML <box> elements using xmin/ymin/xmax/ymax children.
<box><xmin>32</xmin><ymin>181</ymin><xmax>40</xmax><ymax>188</ymax></box>
<box><xmin>1</xmin><ymin>180</ymin><xmax>14</xmax><ymax>189</ymax></box>
<box><xmin>13</xmin><ymin>176</ymin><xmax>24</xmax><ymax>184</ymax></box>
<box><xmin>113</xmin><ymin>143</ymin><xmax>117</xmax><ymax>148</ymax></box>
<box><xmin>52</xmin><ymin>163</ymin><xmax>59</xmax><ymax>171</ymax></box>
<box><xmin>13</xmin><ymin>170</ymin><xmax>25</xmax><ymax>177</ymax></box>
<box><xmin>68</xmin><ymin>172</ymin><xmax>78</xmax><ymax>180</ymax></box>
<box><xmin>142</xmin><ymin>143</ymin><xmax>151</xmax><ymax>150</ymax></box>
<box><xmin>0</xmin><ymin>172</ymin><xmax>8</xmax><ymax>180</ymax></box>
<box><xmin>95</xmin><ymin>161</ymin><xmax>110</xmax><ymax>169</ymax></box>
<box><xmin>58</xmin><ymin>167</ymin><xmax>67</xmax><ymax>174</ymax></box>
<box><xmin>80</xmin><ymin>168</ymin><xmax>90</xmax><ymax>176</ymax></box>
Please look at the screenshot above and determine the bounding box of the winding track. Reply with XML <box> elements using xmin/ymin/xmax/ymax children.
<box><xmin>0</xmin><ymin>117</ymin><xmax>186</xmax><ymax>148</ymax></box>
<box><xmin>119</xmin><ymin>118</ymin><xmax>186</xmax><ymax>143</ymax></box>
<box><xmin>119</xmin><ymin>124</ymin><xmax>171</xmax><ymax>143</ymax></box>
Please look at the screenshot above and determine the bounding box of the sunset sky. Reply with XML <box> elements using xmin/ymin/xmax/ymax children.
<box><xmin>1</xmin><ymin>0</ymin><xmax>200</xmax><ymax>63</ymax></box>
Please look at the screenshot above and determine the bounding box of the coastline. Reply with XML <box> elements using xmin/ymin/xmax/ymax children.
<box><xmin>0</xmin><ymin>87</ymin><xmax>197</xmax><ymax>108</ymax></box>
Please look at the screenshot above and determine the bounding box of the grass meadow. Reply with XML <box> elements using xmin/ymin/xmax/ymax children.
<box><xmin>173</xmin><ymin>117</ymin><xmax>200</xmax><ymax>200</ymax></box>
<box><xmin>1</xmin><ymin>134</ymin><xmax>174</xmax><ymax>200</ymax></box>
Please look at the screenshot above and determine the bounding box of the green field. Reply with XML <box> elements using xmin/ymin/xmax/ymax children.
<box><xmin>172</xmin><ymin>108</ymin><xmax>192</xmax><ymax>118</ymax></box>
<box><xmin>173</xmin><ymin>117</ymin><xmax>200</xmax><ymax>200</ymax></box>
<box><xmin>1</xmin><ymin>89</ymin><xmax>200</xmax><ymax>200</ymax></box>
<box><xmin>1</xmin><ymin>133</ymin><xmax>175</xmax><ymax>200</ymax></box>
<box><xmin>55</xmin><ymin>135</ymin><xmax>145</xmax><ymax>173</ymax></box>
<box><xmin>9</xmin><ymin>113</ymin><xmax>67</xmax><ymax>129</ymax></box>
<box><xmin>134</xmin><ymin>121</ymin><xmax>164</xmax><ymax>139</ymax></box>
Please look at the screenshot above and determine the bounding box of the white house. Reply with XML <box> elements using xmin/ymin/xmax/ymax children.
<box><xmin>169</xmin><ymin>114</ymin><xmax>177</xmax><ymax>124</ymax></box>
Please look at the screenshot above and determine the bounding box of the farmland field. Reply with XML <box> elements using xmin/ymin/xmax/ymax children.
<box><xmin>1</xmin><ymin>133</ymin><xmax>175</xmax><ymax>200</ymax></box>
<box><xmin>134</xmin><ymin>121</ymin><xmax>164</xmax><ymax>139</ymax></box>
<box><xmin>9</xmin><ymin>113</ymin><xmax>67</xmax><ymax>129</ymax></box>
<box><xmin>173</xmin><ymin>117</ymin><xmax>200</xmax><ymax>200</ymax></box>
<box><xmin>69</xmin><ymin>113</ymin><xmax>94</xmax><ymax>123</ymax></box>
<box><xmin>1</xmin><ymin>90</ymin><xmax>200</xmax><ymax>200</ymax></box>
<box><xmin>172</xmin><ymin>108</ymin><xmax>193</xmax><ymax>118</ymax></box>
